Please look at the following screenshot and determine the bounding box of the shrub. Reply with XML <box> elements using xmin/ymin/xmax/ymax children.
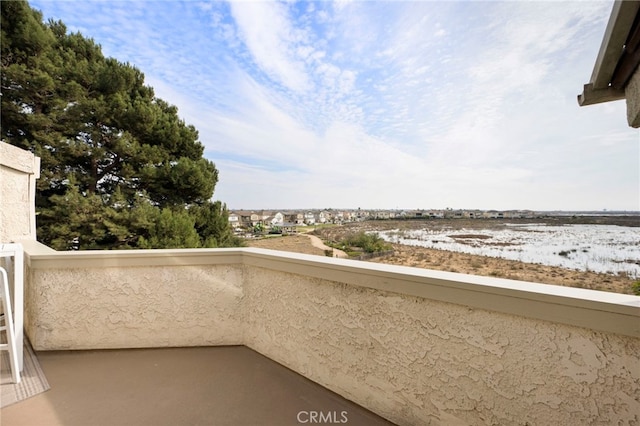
<box><xmin>344</xmin><ymin>231</ymin><xmax>392</xmax><ymax>253</ymax></box>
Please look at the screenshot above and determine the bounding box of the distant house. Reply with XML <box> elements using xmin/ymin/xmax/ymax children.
<box><xmin>284</xmin><ymin>212</ymin><xmax>304</xmax><ymax>225</ymax></box>
<box><xmin>232</xmin><ymin>210</ymin><xmax>262</xmax><ymax>228</ymax></box>
<box><xmin>484</xmin><ymin>210</ymin><xmax>499</xmax><ymax>219</ymax></box>
<box><xmin>464</xmin><ymin>210</ymin><xmax>481</xmax><ymax>219</ymax></box>
<box><xmin>317</xmin><ymin>211</ymin><xmax>326</xmax><ymax>223</ymax></box>
<box><xmin>304</xmin><ymin>212</ymin><xmax>316</xmax><ymax>225</ymax></box>
<box><xmin>578</xmin><ymin>1</ymin><xmax>640</xmax><ymax>128</ymax></box>
<box><xmin>251</xmin><ymin>210</ymin><xmax>272</xmax><ymax>226</ymax></box>
<box><xmin>228</xmin><ymin>212</ymin><xmax>240</xmax><ymax>228</ymax></box>
<box><xmin>374</xmin><ymin>211</ymin><xmax>390</xmax><ymax>220</ymax></box>
<box><xmin>341</xmin><ymin>211</ymin><xmax>354</xmax><ymax>222</ymax></box>
<box><xmin>354</xmin><ymin>209</ymin><xmax>370</xmax><ymax>221</ymax></box>
<box><xmin>318</xmin><ymin>210</ymin><xmax>333</xmax><ymax>223</ymax></box>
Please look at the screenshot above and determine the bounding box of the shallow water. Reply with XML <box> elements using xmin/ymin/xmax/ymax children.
<box><xmin>377</xmin><ymin>223</ymin><xmax>640</xmax><ymax>278</ymax></box>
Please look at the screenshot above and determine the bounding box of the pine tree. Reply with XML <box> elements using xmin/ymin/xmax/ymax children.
<box><xmin>1</xmin><ymin>0</ymin><xmax>238</xmax><ymax>249</ymax></box>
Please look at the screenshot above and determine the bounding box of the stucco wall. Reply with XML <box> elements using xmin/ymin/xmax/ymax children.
<box><xmin>0</xmin><ymin>142</ymin><xmax>40</xmax><ymax>242</ymax></box>
<box><xmin>26</xmin><ymin>260</ymin><xmax>244</xmax><ymax>349</ymax></box>
<box><xmin>243</xmin><ymin>266</ymin><xmax>640</xmax><ymax>426</ymax></box>
<box><xmin>24</xmin><ymin>247</ymin><xmax>640</xmax><ymax>425</ymax></box>
<box><xmin>626</xmin><ymin>66</ymin><xmax>640</xmax><ymax>128</ymax></box>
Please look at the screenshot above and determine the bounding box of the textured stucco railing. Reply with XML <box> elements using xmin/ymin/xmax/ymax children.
<box><xmin>0</xmin><ymin>141</ymin><xmax>40</xmax><ymax>242</ymax></box>
<box><xmin>24</xmin><ymin>244</ymin><xmax>640</xmax><ymax>425</ymax></box>
<box><xmin>24</xmin><ymin>244</ymin><xmax>245</xmax><ymax>349</ymax></box>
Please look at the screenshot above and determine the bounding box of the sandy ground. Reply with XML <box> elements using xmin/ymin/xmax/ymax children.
<box><xmin>247</xmin><ymin>220</ymin><xmax>638</xmax><ymax>294</ymax></box>
<box><xmin>305</xmin><ymin>234</ymin><xmax>348</xmax><ymax>258</ymax></box>
<box><xmin>248</xmin><ymin>234</ymin><xmax>343</xmax><ymax>257</ymax></box>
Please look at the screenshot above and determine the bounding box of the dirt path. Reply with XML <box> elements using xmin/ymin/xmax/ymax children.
<box><xmin>305</xmin><ymin>234</ymin><xmax>348</xmax><ymax>258</ymax></box>
<box><xmin>248</xmin><ymin>234</ymin><xmax>348</xmax><ymax>258</ymax></box>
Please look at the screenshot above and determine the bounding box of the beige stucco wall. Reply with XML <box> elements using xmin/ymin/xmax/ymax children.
<box><xmin>0</xmin><ymin>141</ymin><xmax>40</xmax><ymax>242</ymax></box>
<box><xmin>24</xmin><ymin>247</ymin><xmax>640</xmax><ymax>425</ymax></box>
<box><xmin>25</xmin><ymin>250</ymin><xmax>245</xmax><ymax>349</ymax></box>
<box><xmin>626</xmin><ymin>66</ymin><xmax>640</xmax><ymax>128</ymax></box>
<box><xmin>243</xmin><ymin>265</ymin><xmax>639</xmax><ymax>426</ymax></box>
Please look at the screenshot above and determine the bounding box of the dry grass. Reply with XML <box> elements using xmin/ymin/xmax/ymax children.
<box><xmin>248</xmin><ymin>220</ymin><xmax>638</xmax><ymax>295</ymax></box>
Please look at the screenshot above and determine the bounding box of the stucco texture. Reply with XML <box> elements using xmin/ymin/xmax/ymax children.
<box><xmin>27</xmin><ymin>264</ymin><xmax>244</xmax><ymax>350</ymax></box>
<box><xmin>626</xmin><ymin>66</ymin><xmax>640</xmax><ymax>128</ymax></box>
<box><xmin>0</xmin><ymin>141</ymin><xmax>39</xmax><ymax>241</ymax></box>
<box><xmin>0</xmin><ymin>166</ymin><xmax>32</xmax><ymax>241</ymax></box>
<box><xmin>242</xmin><ymin>266</ymin><xmax>640</xmax><ymax>426</ymax></box>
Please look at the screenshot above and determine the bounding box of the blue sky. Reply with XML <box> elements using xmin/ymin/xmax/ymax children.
<box><xmin>31</xmin><ymin>0</ymin><xmax>639</xmax><ymax>211</ymax></box>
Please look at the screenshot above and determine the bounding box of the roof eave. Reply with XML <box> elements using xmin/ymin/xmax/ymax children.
<box><xmin>578</xmin><ymin>83</ymin><xmax>626</xmax><ymax>106</ymax></box>
<box><xmin>577</xmin><ymin>1</ymin><xmax>640</xmax><ymax>106</ymax></box>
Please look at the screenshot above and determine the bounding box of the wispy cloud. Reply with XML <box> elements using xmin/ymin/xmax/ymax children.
<box><xmin>29</xmin><ymin>0</ymin><xmax>639</xmax><ymax>210</ymax></box>
<box><xmin>230</xmin><ymin>2</ymin><xmax>311</xmax><ymax>93</ymax></box>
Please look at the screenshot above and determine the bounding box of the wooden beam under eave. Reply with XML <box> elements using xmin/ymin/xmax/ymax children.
<box><xmin>577</xmin><ymin>83</ymin><xmax>626</xmax><ymax>106</ymax></box>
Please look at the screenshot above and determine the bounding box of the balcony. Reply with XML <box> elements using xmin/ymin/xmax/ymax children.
<box><xmin>2</xmin><ymin>241</ymin><xmax>638</xmax><ymax>425</ymax></box>
<box><xmin>2</xmin><ymin>345</ymin><xmax>393</xmax><ymax>425</ymax></box>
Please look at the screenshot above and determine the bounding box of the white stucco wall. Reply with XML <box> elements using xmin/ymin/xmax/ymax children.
<box><xmin>24</xmin><ymin>247</ymin><xmax>640</xmax><ymax>425</ymax></box>
<box><xmin>0</xmin><ymin>142</ymin><xmax>40</xmax><ymax>242</ymax></box>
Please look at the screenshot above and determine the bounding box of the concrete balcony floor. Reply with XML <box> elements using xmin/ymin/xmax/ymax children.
<box><xmin>1</xmin><ymin>345</ymin><xmax>395</xmax><ymax>426</ymax></box>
